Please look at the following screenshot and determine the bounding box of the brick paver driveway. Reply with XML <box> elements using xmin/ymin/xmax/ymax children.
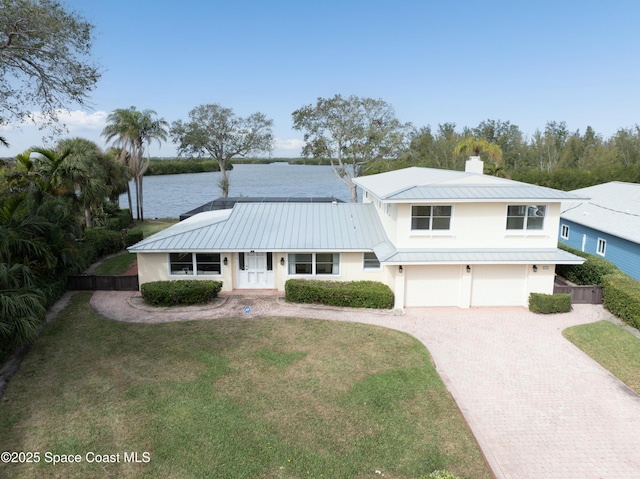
<box><xmin>91</xmin><ymin>293</ymin><xmax>640</xmax><ymax>478</ymax></box>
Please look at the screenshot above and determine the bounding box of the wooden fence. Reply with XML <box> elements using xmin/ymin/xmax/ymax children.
<box><xmin>67</xmin><ymin>275</ymin><xmax>139</xmax><ymax>291</ymax></box>
<box><xmin>553</xmin><ymin>283</ymin><xmax>603</xmax><ymax>304</ymax></box>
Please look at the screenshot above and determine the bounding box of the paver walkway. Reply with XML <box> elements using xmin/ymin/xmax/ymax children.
<box><xmin>91</xmin><ymin>292</ymin><xmax>640</xmax><ymax>478</ymax></box>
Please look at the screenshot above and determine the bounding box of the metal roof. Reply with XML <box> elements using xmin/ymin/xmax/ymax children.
<box><xmin>374</xmin><ymin>247</ymin><xmax>585</xmax><ymax>265</ymax></box>
<box><xmin>561</xmin><ymin>181</ymin><xmax>640</xmax><ymax>244</ymax></box>
<box><xmin>354</xmin><ymin>166</ymin><xmax>588</xmax><ymax>202</ymax></box>
<box><xmin>129</xmin><ymin>202</ymin><xmax>391</xmax><ymax>252</ymax></box>
<box><xmin>179</xmin><ymin>196</ymin><xmax>344</xmax><ymax>221</ymax></box>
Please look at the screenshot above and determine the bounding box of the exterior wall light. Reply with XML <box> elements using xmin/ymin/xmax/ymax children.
<box><xmin>399</xmin><ymin>265</ymin><xmax>403</xmax><ymax>273</ymax></box>
<box><xmin>280</xmin><ymin>257</ymin><xmax>285</xmax><ymax>266</ymax></box>
<box><xmin>223</xmin><ymin>257</ymin><xmax>228</xmax><ymax>266</ymax></box>
<box><xmin>466</xmin><ymin>265</ymin><xmax>471</xmax><ymax>273</ymax></box>
<box><xmin>533</xmin><ymin>265</ymin><xmax>538</xmax><ymax>273</ymax></box>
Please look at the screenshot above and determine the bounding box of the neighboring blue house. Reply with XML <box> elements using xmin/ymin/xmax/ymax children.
<box><xmin>559</xmin><ymin>181</ymin><xmax>640</xmax><ymax>281</ymax></box>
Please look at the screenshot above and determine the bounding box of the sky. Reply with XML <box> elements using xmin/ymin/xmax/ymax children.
<box><xmin>3</xmin><ymin>0</ymin><xmax>640</xmax><ymax>158</ymax></box>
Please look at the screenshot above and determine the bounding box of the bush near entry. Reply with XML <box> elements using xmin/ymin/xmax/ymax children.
<box><xmin>285</xmin><ymin>279</ymin><xmax>394</xmax><ymax>309</ymax></box>
<box><xmin>528</xmin><ymin>293</ymin><xmax>572</xmax><ymax>314</ymax></box>
<box><xmin>141</xmin><ymin>280</ymin><xmax>223</xmax><ymax>306</ymax></box>
<box><xmin>602</xmin><ymin>273</ymin><xmax>640</xmax><ymax>329</ymax></box>
<box><xmin>556</xmin><ymin>244</ymin><xmax>619</xmax><ymax>285</ymax></box>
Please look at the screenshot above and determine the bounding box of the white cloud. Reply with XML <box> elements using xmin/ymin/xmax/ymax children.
<box><xmin>274</xmin><ymin>137</ymin><xmax>305</xmax><ymax>151</ymax></box>
<box><xmin>25</xmin><ymin>109</ymin><xmax>109</xmax><ymax>130</ymax></box>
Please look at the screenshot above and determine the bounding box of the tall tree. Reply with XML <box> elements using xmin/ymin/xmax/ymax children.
<box><xmin>292</xmin><ymin>94</ymin><xmax>410</xmax><ymax>202</ymax></box>
<box><xmin>170</xmin><ymin>104</ymin><xmax>274</xmax><ymax>197</ymax></box>
<box><xmin>0</xmin><ymin>0</ymin><xmax>101</xmax><ymax>133</ymax></box>
<box><xmin>102</xmin><ymin>107</ymin><xmax>168</xmax><ymax>220</ymax></box>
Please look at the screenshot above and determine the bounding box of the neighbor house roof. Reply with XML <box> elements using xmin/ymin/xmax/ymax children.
<box><xmin>561</xmin><ymin>181</ymin><xmax>640</xmax><ymax>244</ymax></box>
<box><xmin>129</xmin><ymin>202</ymin><xmax>391</xmax><ymax>252</ymax></box>
<box><xmin>354</xmin><ymin>166</ymin><xmax>589</xmax><ymax>202</ymax></box>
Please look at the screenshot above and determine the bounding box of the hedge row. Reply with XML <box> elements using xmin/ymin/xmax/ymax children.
<box><xmin>602</xmin><ymin>273</ymin><xmax>640</xmax><ymax>329</ymax></box>
<box><xmin>81</xmin><ymin>227</ymin><xmax>143</xmax><ymax>267</ymax></box>
<box><xmin>528</xmin><ymin>293</ymin><xmax>572</xmax><ymax>314</ymax></box>
<box><xmin>556</xmin><ymin>244</ymin><xmax>619</xmax><ymax>285</ymax></box>
<box><xmin>141</xmin><ymin>280</ymin><xmax>223</xmax><ymax>306</ymax></box>
<box><xmin>285</xmin><ymin>279</ymin><xmax>394</xmax><ymax>309</ymax></box>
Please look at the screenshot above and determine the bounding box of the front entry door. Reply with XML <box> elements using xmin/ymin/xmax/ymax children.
<box><xmin>237</xmin><ymin>252</ymin><xmax>274</xmax><ymax>289</ymax></box>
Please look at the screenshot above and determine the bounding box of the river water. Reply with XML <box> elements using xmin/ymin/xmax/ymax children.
<box><xmin>119</xmin><ymin>163</ymin><xmax>352</xmax><ymax>219</ymax></box>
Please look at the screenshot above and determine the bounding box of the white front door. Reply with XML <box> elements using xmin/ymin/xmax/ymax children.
<box><xmin>237</xmin><ymin>252</ymin><xmax>275</xmax><ymax>289</ymax></box>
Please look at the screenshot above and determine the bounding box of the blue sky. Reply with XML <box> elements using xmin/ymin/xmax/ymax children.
<box><xmin>4</xmin><ymin>0</ymin><xmax>640</xmax><ymax>157</ymax></box>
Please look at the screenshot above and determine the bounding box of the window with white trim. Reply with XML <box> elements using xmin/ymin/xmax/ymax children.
<box><xmin>506</xmin><ymin>205</ymin><xmax>546</xmax><ymax>230</ymax></box>
<box><xmin>363</xmin><ymin>252</ymin><xmax>381</xmax><ymax>270</ymax></box>
<box><xmin>411</xmin><ymin>205</ymin><xmax>452</xmax><ymax>231</ymax></box>
<box><xmin>170</xmin><ymin>252</ymin><xmax>221</xmax><ymax>275</ymax></box>
<box><xmin>170</xmin><ymin>252</ymin><xmax>193</xmax><ymax>275</ymax></box>
<box><xmin>288</xmin><ymin>253</ymin><xmax>340</xmax><ymax>275</ymax></box>
<box><xmin>560</xmin><ymin>224</ymin><xmax>570</xmax><ymax>240</ymax></box>
<box><xmin>597</xmin><ymin>238</ymin><xmax>607</xmax><ymax>256</ymax></box>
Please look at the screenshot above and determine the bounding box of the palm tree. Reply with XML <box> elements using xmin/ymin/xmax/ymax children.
<box><xmin>453</xmin><ymin>137</ymin><xmax>503</xmax><ymax>172</ymax></box>
<box><xmin>55</xmin><ymin>138</ymin><xmax>116</xmax><ymax>227</ymax></box>
<box><xmin>102</xmin><ymin>107</ymin><xmax>168</xmax><ymax>221</ymax></box>
<box><xmin>0</xmin><ymin>136</ymin><xmax>8</xmax><ymax>148</ymax></box>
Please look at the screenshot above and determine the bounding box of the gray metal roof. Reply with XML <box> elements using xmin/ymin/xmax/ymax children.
<box><xmin>129</xmin><ymin>202</ymin><xmax>391</xmax><ymax>252</ymax></box>
<box><xmin>374</xmin><ymin>246</ymin><xmax>584</xmax><ymax>265</ymax></box>
<box><xmin>354</xmin><ymin>166</ymin><xmax>588</xmax><ymax>202</ymax></box>
<box><xmin>561</xmin><ymin>181</ymin><xmax>640</xmax><ymax>244</ymax></box>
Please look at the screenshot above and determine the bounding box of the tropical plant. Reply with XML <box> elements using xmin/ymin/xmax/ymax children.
<box><xmin>454</xmin><ymin>137</ymin><xmax>503</xmax><ymax>161</ymax></box>
<box><xmin>170</xmin><ymin>104</ymin><xmax>273</xmax><ymax>197</ymax></box>
<box><xmin>102</xmin><ymin>107</ymin><xmax>168</xmax><ymax>220</ymax></box>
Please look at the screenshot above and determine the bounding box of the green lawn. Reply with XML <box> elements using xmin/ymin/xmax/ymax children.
<box><xmin>0</xmin><ymin>293</ymin><xmax>490</xmax><ymax>479</ymax></box>
<box><xmin>564</xmin><ymin>320</ymin><xmax>640</xmax><ymax>394</ymax></box>
<box><xmin>94</xmin><ymin>252</ymin><xmax>137</xmax><ymax>275</ymax></box>
<box><xmin>129</xmin><ymin>218</ymin><xmax>178</xmax><ymax>238</ymax></box>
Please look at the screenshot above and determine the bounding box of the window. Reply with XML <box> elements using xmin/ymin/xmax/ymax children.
<box><xmin>506</xmin><ymin>205</ymin><xmax>546</xmax><ymax>230</ymax></box>
<box><xmin>597</xmin><ymin>238</ymin><xmax>607</xmax><ymax>256</ymax></box>
<box><xmin>170</xmin><ymin>252</ymin><xmax>193</xmax><ymax>275</ymax></box>
<box><xmin>288</xmin><ymin>253</ymin><xmax>340</xmax><ymax>275</ymax></box>
<box><xmin>316</xmin><ymin>253</ymin><xmax>339</xmax><ymax>274</ymax></box>
<box><xmin>411</xmin><ymin>205</ymin><xmax>452</xmax><ymax>231</ymax></box>
<box><xmin>196</xmin><ymin>253</ymin><xmax>221</xmax><ymax>275</ymax></box>
<box><xmin>560</xmin><ymin>224</ymin><xmax>570</xmax><ymax>240</ymax></box>
<box><xmin>170</xmin><ymin>252</ymin><xmax>222</xmax><ymax>275</ymax></box>
<box><xmin>363</xmin><ymin>252</ymin><xmax>381</xmax><ymax>270</ymax></box>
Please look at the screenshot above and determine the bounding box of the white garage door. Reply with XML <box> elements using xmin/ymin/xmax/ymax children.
<box><xmin>405</xmin><ymin>265</ymin><xmax>462</xmax><ymax>307</ymax></box>
<box><xmin>470</xmin><ymin>265</ymin><xmax>526</xmax><ymax>306</ymax></box>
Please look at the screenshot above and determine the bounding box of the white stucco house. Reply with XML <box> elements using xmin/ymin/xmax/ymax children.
<box><xmin>128</xmin><ymin>158</ymin><xmax>587</xmax><ymax>309</ymax></box>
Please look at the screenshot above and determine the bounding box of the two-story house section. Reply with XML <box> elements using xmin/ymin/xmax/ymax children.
<box><xmin>129</xmin><ymin>158</ymin><xmax>587</xmax><ymax>309</ymax></box>
<box><xmin>352</xmin><ymin>158</ymin><xmax>588</xmax><ymax>308</ymax></box>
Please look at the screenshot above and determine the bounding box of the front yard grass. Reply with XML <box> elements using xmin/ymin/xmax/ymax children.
<box><xmin>93</xmin><ymin>252</ymin><xmax>137</xmax><ymax>275</ymax></box>
<box><xmin>0</xmin><ymin>293</ymin><xmax>490</xmax><ymax>479</ymax></box>
<box><xmin>563</xmin><ymin>320</ymin><xmax>640</xmax><ymax>394</ymax></box>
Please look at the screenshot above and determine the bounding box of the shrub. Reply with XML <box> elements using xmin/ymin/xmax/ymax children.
<box><xmin>602</xmin><ymin>273</ymin><xmax>640</xmax><ymax>329</ymax></box>
<box><xmin>82</xmin><ymin>227</ymin><xmax>124</xmax><ymax>264</ymax></box>
<box><xmin>105</xmin><ymin>208</ymin><xmax>132</xmax><ymax>231</ymax></box>
<box><xmin>556</xmin><ymin>244</ymin><xmax>619</xmax><ymax>285</ymax></box>
<box><xmin>141</xmin><ymin>280</ymin><xmax>223</xmax><ymax>306</ymax></box>
<box><xmin>285</xmin><ymin>279</ymin><xmax>394</xmax><ymax>309</ymax></box>
<box><xmin>123</xmin><ymin>230</ymin><xmax>143</xmax><ymax>247</ymax></box>
<box><xmin>528</xmin><ymin>293</ymin><xmax>572</xmax><ymax>314</ymax></box>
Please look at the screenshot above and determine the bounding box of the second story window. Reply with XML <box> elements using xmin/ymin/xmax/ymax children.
<box><xmin>411</xmin><ymin>205</ymin><xmax>452</xmax><ymax>231</ymax></box>
<box><xmin>506</xmin><ymin>205</ymin><xmax>546</xmax><ymax>230</ymax></box>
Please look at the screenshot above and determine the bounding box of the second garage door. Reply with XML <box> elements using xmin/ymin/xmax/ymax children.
<box><xmin>470</xmin><ymin>265</ymin><xmax>526</xmax><ymax>306</ymax></box>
